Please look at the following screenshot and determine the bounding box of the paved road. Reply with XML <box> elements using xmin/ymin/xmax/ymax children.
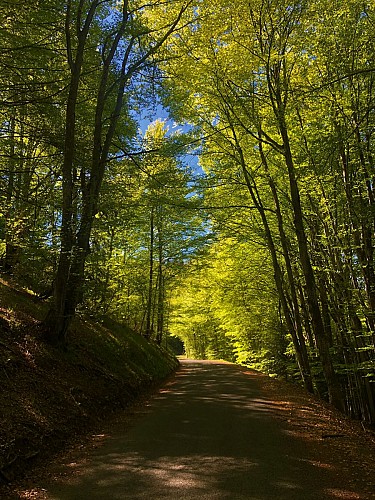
<box><xmin>42</xmin><ymin>360</ymin><xmax>360</xmax><ymax>499</ymax></box>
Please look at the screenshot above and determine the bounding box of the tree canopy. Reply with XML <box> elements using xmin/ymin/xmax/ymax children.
<box><xmin>1</xmin><ymin>0</ymin><xmax>375</xmax><ymax>423</ymax></box>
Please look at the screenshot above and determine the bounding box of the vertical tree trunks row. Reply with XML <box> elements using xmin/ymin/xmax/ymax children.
<box><xmin>230</xmin><ymin>124</ymin><xmax>314</xmax><ymax>392</ymax></box>
<box><xmin>276</xmin><ymin>104</ymin><xmax>344</xmax><ymax>410</ymax></box>
<box><xmin>259</xmin><ymin>138</ymin><xmax>314</xmax><ymax>394</ymax></box>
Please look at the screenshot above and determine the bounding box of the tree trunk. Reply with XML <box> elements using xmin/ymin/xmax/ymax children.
<box><xmin>145</xmin><ymin>208</ymin><xmax>154</xmax><ymax>340</ymax></box>
<box><xmin>275</xmin><ymin>99</ymin><xmax>344</xmax><ymax>411</ymax></box>
<box><xmin>230</xmin><ymin>125</ymin><xmax>314</xmax><ymax>391</ymax></box>
<box><xmin>156</xmin><ymin>216</ymin><xmax>164</xmax><ymax>345</ymax></box>
<box><xmin>4</xmin><ymin>113</ymin><xmax>22</xmax><ymax>273</ymax></box>
<box><xmin>259</xmin><ymin>137</ymin><xmax>314</xmax><ymax>393</ymax></box>
<box><xmin>43</xmin><ymin>0</ymin><xmax>99</xmax><ymax>344</ymax></box>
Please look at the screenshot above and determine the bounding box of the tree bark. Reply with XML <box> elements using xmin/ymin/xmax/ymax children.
<box><xmin>230</xmin><ymin>123</ymin><xmax>314</xmax><ymax>391</ymax></box>
<box><xmin>156</xmin><ymin>214</ymin><xmax>164</xmax><ymax>345</ymax></box>
<box><xmin>274</xmin><ymin>93</ymin><xmax>344</xmax><ymax>411</ymax></box>
<box><xmin>259</xmin><ymin>137</ymin><xmax>314</xmax><ymax>393</ymax></box>
<box><xmin>43</xmin><ymin>0</ymin><xmax>100</xmax><ymax>344</ymax></box>
<box><xmin>145</xmin><ymin>208</ymin><xmax>155</xmax><ymax>340</ymax></box>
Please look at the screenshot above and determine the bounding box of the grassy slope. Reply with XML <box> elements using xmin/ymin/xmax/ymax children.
<box><xmin>0</xmin><ymin>277</ymin><xmax>178</xmax><ymax>484</ymax></box>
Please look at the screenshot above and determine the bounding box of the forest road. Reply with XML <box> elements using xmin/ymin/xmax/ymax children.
<box><xmin>36</xmin><ymin>359</ymin><xmax>373</xmax><ymax>500</ymax></box>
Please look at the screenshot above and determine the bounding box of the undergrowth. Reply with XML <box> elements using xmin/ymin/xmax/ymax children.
<box><xmin>0</xmin><ymin>276</ymin><xmax>178</xmax><ymax>487</ymax></box>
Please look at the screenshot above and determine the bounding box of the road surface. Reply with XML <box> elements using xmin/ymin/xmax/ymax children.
<box><xmin>38</xmin><ymin>360</ymin><xmax>371</xmax><ymax>499</ymax></box>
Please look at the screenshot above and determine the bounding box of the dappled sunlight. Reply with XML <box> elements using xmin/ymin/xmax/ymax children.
<box><xmin>39</xmin><ymin>443</ymin><xmax>361</xmax><ymax>500</ymax></box>
<box><xmin>273</xmin><ymin>480</ymin><xmax>302</xmax><ymax>491</ymax></box>
<box><xmin>29</xmin><ymin>360</ymin><xmax>370</xmax><ymax>500</ymax></box>
<box><xmin>150</xmin><ymin>362</ymin><xmax>292</xmax><ymax>421</ymax></box>
<box><xmin>296</xmin><ymin>458</ymin><xmax>335</xmax><ymax>470</ymax></box>
<box><xmin>89</xmin><ymin>454</ymin><xmax>258</xmax><ymax>491</ymax></box>
<box><xmin>282</xmin><ymin>428</ymin><xmax>318</xmax><ymax>440</ymax></box>
<box><xmin>324</xmin><ymin>489</ymin><xmax>363</xmax><ymax>499</ymax></box>
<box><xmin>41</xmin><ymin>449</ymin><xmax>303</xmax><ymax>499</ymax></box>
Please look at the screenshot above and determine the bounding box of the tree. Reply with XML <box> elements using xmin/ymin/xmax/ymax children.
<box><xmin>43</xmin><ymin>0</ymin><xmax>196</xmax><ymax>344</ymax></box>
<box><xmin>161</xmin><ymin>0</ymin><xmax>375</xmax><ymax>417</ymax></box>
<box><xmin>82</xmin><ymin>118</ymin><xmax>204</xmax><ymax>344</ymax></box>
<box><xmin>0</xmin><ymin>0</ymin><xmax>65</xmax><ymax>279</ymax></box>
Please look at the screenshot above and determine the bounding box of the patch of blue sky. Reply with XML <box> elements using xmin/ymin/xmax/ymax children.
<box><xmin>133</xmin><ymin>102</ymin><xmax>204</xmax><ymax>178</ymax></box>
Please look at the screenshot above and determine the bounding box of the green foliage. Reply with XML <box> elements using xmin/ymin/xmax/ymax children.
<box><xmin>1</xmin><ymin>0</ymin><xmax>375</xmax><ymax>423</ymax></box>
<box><xmin>82</xmin><ymin>119</ymin><xmax>206</xmax><ymax>345</ymax></box>
<box><xmin>169</xmin><ymin>238</ymin><xmax>288</xmax><ymax>374</ymax></box>
<box><xmin>162</xmin><ymin>0</ymin><xmax>375</xmax><ymax>420</ymax></box>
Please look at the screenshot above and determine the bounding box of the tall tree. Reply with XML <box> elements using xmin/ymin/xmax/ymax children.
<box><xmin>43</xmin><ymin>0</ymin><xmax>195</xmax><ymax>344</ymax></box>
<box><xmin>161</xmin><ymin>0</ymin><xmax>375</xmax><ymax>415</ymax></box>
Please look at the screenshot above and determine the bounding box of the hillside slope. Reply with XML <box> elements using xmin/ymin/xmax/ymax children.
<box><xmin>0</xmin><ymin>276</ymin><xmax>178</xmax><ymax>487</ymax></box>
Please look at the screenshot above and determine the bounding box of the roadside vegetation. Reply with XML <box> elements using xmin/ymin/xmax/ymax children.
<box><xmin>0</xmin><ymin>277</ymin><xmax>178</xmax><ymax>487</ymax></box>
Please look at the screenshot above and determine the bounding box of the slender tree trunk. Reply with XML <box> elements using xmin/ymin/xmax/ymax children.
<box><xmin>230</xmin><ymin>124</ymin><xmax>314</xmax><ymax>390</ymax></box>
<box><xmin>4</xmin><ymin>113</ymin><xmax>17</xmax><ymax>272</ymax></box>
<box><xmin>259</xmin><ymin>137</ymin><xmax>314</xmax><ymax>393</ymax></box>
<box><xmin>275</xmin><ymin>97</ymin><xmax>344</xmax><ymax>410</ymax></box>
<box><xmin>43</xmin><ymin>67</ymin><xmax>80</xmax><ymax>342</ymax></box>
<box><xmin>156</xmin><ymin>216</ymin><xmax>164</xmax><ymax>345</ymax></box>
<box><xmin>145</xmin><ymin>208</ymin><xmax>154</xmax><ymax>339</ymax></box>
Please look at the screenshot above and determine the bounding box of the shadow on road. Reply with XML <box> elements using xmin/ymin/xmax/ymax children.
<box><xmin>37</xmin><ymin>360</ymin><xmax>367</xmax><ymax>499</ymax></box>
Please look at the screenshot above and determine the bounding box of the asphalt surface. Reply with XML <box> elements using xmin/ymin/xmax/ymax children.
<box><xmin>42</xmin><ymin>360</ymin><xmax>359</xmax><ymax>499</ymax></box>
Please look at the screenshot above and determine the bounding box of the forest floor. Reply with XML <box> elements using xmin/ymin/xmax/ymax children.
<box><xmin>258</xmin><ymin>372</ymin><xmax>375</xmax><ymax>498</ymax></box>
<box><xmin>0</xmin><ymin>276</ymin><xmax>178</xmax><ymax>498</ymax></box>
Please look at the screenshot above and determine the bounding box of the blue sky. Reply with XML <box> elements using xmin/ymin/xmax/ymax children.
<box><xmin>136</xmin><ymin>103</ymin><xmax>203</xmax><ymax>178</ymax></box>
